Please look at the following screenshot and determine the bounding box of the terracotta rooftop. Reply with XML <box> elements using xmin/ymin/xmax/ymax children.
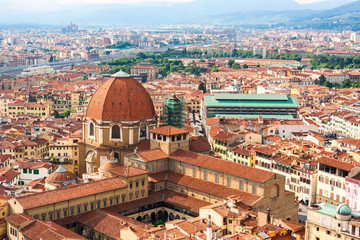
<box><xmin>213</xmin><ymin>131</ymin><xmax>237</xmax><ymax>141</ymax></box>
<box><xmin>15</xmin><ymin>177</ymin><xmax>127</xmax><ymax>210</ymax></box>
<box><xmin>149</xmin><ymin>125</ymin><xmax>189</xmax><ymax>136</ymax></box>
<box><xmin>109</xmin><ymin>165</ymin><xmax>149</xmax><ymax>178</ymax></box>
<box><xmin>318</xmin><ymin>157</ymin><xmax>354</xmax><ymax>172</ymax></box>
<box><xmin>136</xmin><ymin>149</ymin><xmax>169</xmax><ymax>162</ymax></box>
<box><xmin>21</xmin><ymin>219</ymin><xmax>85</xmax><ymax>240</ymax></box>
<box><xmin>170</xmin><ymin>149</ymin><xmax>275</xmax><ymax>183</ymax></box>
<box><xmin>150</xmin><ymin>171</ymin><xmax>261</xmax><ymax>206</ymax></box>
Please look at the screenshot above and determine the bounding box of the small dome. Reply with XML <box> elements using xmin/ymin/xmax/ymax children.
<box><xmin>46</xmin><ymin>165</ymin><xmax>77</xmax><ymax>184</ymax></box>
<box><xmin>336</xmin><ymin>204</ymin><xmax>352</xmax><ymax>216</ymax></box>
<box><xmin>98</xmin><ymin>160</ymin><xmax>122</xmax><ymax>172</ymax></box>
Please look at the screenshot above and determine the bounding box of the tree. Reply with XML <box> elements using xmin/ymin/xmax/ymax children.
<box><xmin>232</xmin><ymin>63</ymin><xmax>241</xmax><ymax>69</ymax></box>
<box><xmin>211</xmin><ymin>65</ymin><xmax>219</xmax><ymax>72</ymax></box>
<box><xmin>341</xmin><ymin>79</ymin><xmax>351</xmax><ymax>88</ymax></box>
<box><xmin>324</xmin><ymin>81</ymin><xmax>333</xmax><ymax>88</ymax></box>
<box><xmin>243</xmin><ymin>64</ymin><xmax>248</xmax><ymax>69</ymax></box>
<box><xmin>83</xmin><ymin>75</ymin><xmax>89</xmax><ymax>80</ymax></box>
<box><xmin>53</xmin><ymin>110</ymin><xmax>60</xmax><ymax>118</ymax></box>
<box><xmin>153</xmin><ymin>220</ymin><xmax>165</xmax><ymax>227</ymax></box>
<box><xmin>227</xmin><ymin>59</ymin><xmax>235</xmax><ymax>68</ymax></box>
<box><xmin>198</xmin><ymin>82</ymin><xmax>206</xmax><ymax>93</ymax></box>
<box><xmin>332</xmin><ymin>82</ymin><xmax>340</xmax><ymax>88</ymax></box>
<box><xmin>318</xmin><ymin>75</ymin><xmax>326</xmax><ymax>86</ymax></box>
<box><xmin>231</xmin><ymin>49</ymin><xmax>238</xmax><ymax>57</ymax></box>
<box><xmin>49</xmin><ymin>55</ymin><xmax>54</xmax><ymax>63</ymax></box>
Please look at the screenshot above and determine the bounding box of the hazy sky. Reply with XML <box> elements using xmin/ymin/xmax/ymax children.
<box><xmin>0</xmin><ymin>0</ymin><xmax>353</xmax><ymax>15</ymax></box>
<box><xmin>0</xmin><ymin>0</ymin><xmax>331</xmax><ymax>6</ymax></box>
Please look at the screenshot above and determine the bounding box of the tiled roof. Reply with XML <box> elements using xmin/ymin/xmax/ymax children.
<box><xmin>15</xmin><ymin>177</ymin><xmax>127</xmax><ymax>210</ymax></box>
<box><xmin>74</xmin><ymin>210</ymin><xmax>147</xmax><ymax>239</ymax></box>
<box><xmin>109</xmin><ymin>166</ymin><xmax>149</xmax><ymax>177</ymax></box>
<box><xmin>149</xmin><ymin>125</ymin><xmax>189</xmax><ymax>136</ymax></box>
<box><xmin>136</xmin><ymin>149</ymin><xmax>169</xmax><ymax>162</ymax></box>
<box><xmin>18</xmin><ymin>161</ymin><xmax>52</xmax><ymax>170</ymax></box>
<box><xmin>0</xmin><ymin>170</ymin><xmax>19</xmax><ymax>183</ymax></box>
<box><xmin>318</xmin><ymin>157</ymin><xmax>354</xmax><ymax>171</ymax></box>
<box><xmin>6</xmin><ymin>213</ymin><xmax>35</xmax><ymax>226</ymax></box>
<box><xmin>189</xmin><ymin>136</ymin><xmax>211</xmax><ymax>152</ymax></box>
<box><xmin>170</xmin><ymin>149</ymin><xmax>275</xmax><ymax>183</ymax></box>
<box><xmin>21</xmin><ymin>220</ymin><xmax>85</xmax><ymax>240</ymax></box>
<box><xmin>150</xmin><ymin>171</ymin><xmax>261</xmax><ymax>206</ymax></box>
<box><xmin>213</xmin><ymin>131</ymin><xmax>236</xmax><ymax>141</ymax></box>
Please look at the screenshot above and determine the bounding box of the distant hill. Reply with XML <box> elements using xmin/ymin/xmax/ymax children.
<box><xmin>0</xmin><ymin>0</ymin><xmax>358</xmax><ymax>27</ymax></box>
<box><xmin>316</xmin><ymin>0</ymin><xmax>360</xmax><ymax>19</ymax></box>
<box><xmin>191</xmin><ymin>10</ymin><xmax>319</xmax><ymax>25</ymax></box>
<box><xmin>297</xmin><ymin>0</ymin><xmax>360</xmax><ymax>30</ymax></box>
<box><xmin>191</xmin><ymin>0</ymin><xmax>360</xmax><ymax>30</ymax></box>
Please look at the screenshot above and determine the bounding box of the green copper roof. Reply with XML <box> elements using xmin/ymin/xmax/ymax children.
<box><xmin>336</xmin><ymin>204</ymin><xmax>352</xmax><ymax>216</ymax></box>
<box><xmin>315</xmin><ymin>203</ymin><xmax>360</xmax><ymax>218</ymax></box>
<box><xmin>204</xmin><ymin>94</ymin><xmax>300</xmax><ymax>108</ymax></box>
<box><xmin>214</xmin><ymin>94</ymin><xmax>289</xmax><ymax>101</ymax></box>
<box><xmin>215</xmin><ymin>114</ymin><xmax>295</xmax><ymax>119</ymax></box>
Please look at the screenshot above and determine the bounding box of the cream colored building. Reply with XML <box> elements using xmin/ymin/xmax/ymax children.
<box><xmin>306</xmin><ymin>203</ymin><xmax>360</xmax><ymax>240</ymax></box>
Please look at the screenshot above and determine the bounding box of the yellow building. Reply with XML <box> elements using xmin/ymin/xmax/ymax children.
<box><xmin>7</xmin><ymin>102</ymin><xmax>50</xmax><ymax>118</ymax></box>
<box><xmin>0</xmin><ymin>196</ymin><xmax>10</xmax><ymax>239</ymax></box>
<box><xmin>212</xmin><ymin>131</ymin><xmax>238</xmax><ymax>160</ymax></box>
<box><xmin>69</xmin><ymin>131</ymin><xmax>82</xmax><ymax>175</ymax></box>
<box><xmin>229</xmin><ymin>146</ymin><xmax>256</xmax><ymax>167</ymax></box>
<box><xmin>21</xmin><ymin>138</ymin><xmax>48</xmax><ymax>160</ymax></box>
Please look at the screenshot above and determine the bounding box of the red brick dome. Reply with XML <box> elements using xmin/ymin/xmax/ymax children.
<box><xmin>86</xmin><ymin>71</ymin><xmax>155</xmax><ymax>121</ymax></box>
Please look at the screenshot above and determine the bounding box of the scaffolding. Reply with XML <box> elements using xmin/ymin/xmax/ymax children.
<box><xmin>163</xmin><ymin>94</ymin><xmax>185</xmax><ymax>129</ymax></box>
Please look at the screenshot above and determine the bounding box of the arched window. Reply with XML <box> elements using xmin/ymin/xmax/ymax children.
<box><xmin>111</xmin><ymin>125</ymin><xmax>121</xmax><ymax>139</ymax></box>
<box><xmin>330</xmin><ymin>178</ymin><xmax>335</xmax><ymax>186</ymax></box>
<box><xmin>319</xmin><ymin>175</ymin><xmax>324</xmax><ymax>183</ymax></box>
<box><xmin>140</xmin><ymin>124</ymin><xmax>147</xmax><ymax>138</ymax></box>
<box><xmin>89</xmin><ymin>123</ymin><xmax>95</xmax><ymax>136</ymax></box>
<box><xmin>325</xmin><ymin>176</ymin><xmax>329</xmax><ymax>184</ymax></box>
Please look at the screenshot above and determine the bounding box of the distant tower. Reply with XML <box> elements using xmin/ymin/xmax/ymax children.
<box><xmin>163</xmin><ymin>94</ymin><xmax>185</xmax><ymax>129</ymax></box>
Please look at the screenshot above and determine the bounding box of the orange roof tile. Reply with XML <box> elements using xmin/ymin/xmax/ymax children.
<box><xmin>15</xmin><ymin>177</ymin><xmax>127</xmax><ymax>210</ymax></box>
